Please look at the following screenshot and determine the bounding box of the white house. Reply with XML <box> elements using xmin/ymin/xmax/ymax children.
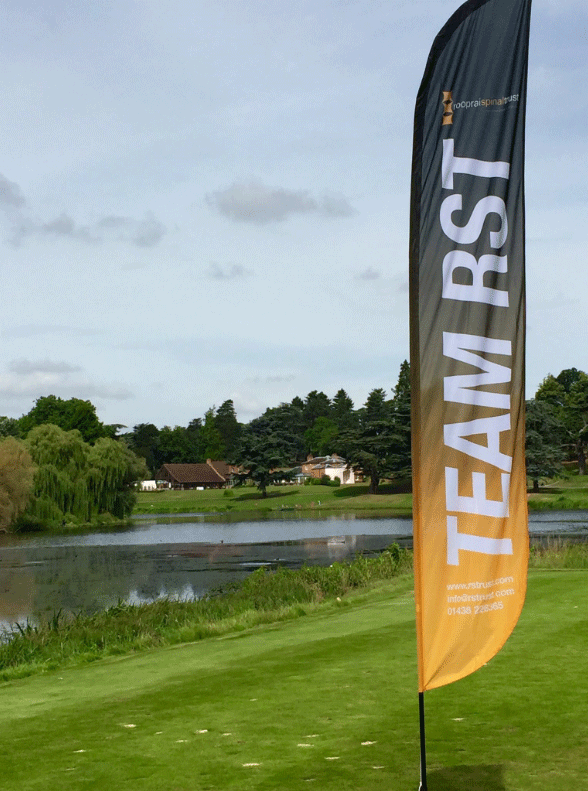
<box><xmin>305</xmin><ymin>455</ymin><xmax>361</xmax><ymax>484</ymax></box>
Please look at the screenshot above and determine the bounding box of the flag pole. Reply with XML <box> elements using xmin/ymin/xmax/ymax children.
<box><xmin>418</xmin><ymin>691</ymin><xmax>428</xmax><ymax>790</ymax></box>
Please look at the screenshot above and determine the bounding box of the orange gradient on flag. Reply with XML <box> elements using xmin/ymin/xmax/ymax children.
<box><xmin>409</xmin><ymin>0</ymin><xmax>532</xmax><ymax>691</ymax></box>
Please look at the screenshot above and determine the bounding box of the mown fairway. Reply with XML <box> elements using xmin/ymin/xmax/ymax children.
<box><xmin>133</xmin><ymin>476</ymin><xmax>588</xmax><ymax>519</ymax></box>
<box><xmin>134</xmin><ymin>481</ymin><xmax>414</xmax><ymax>517</ymax></box>
<box><xmin>0</xmin><ymin>571</ymin><xmax>586</xmax><ymax>791</ymax></box>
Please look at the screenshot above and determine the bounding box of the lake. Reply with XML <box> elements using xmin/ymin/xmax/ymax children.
<box><xmin>0</xmin><ymin>510</ymin><xmax>586</xmax><ymax>630</ymax></box>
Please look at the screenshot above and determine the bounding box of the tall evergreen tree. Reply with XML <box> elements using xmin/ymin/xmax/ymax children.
<box><xmin>339</xmin><ymin>387</ymin><xmax>401</xmax><ymax>494</ymax></box>
<box><xmin>245</xmin><ymin>403</ymin><xmax>306</xmax><ymax>464</ymax></box>
<box><xmin>389</xmin><ymin>360</ymin><xmax>412</xmax><ymax>477</ymax></box>
<box><xmin>214</xmin><ymin>400</ymin><xmax>242</xmax><ymax>458</ymax></box>
<box><xmin>124</xmin><ymin>423</ymin><xmax>160</xmax><ymax>474</ymax></box>
<box><xmin>233</xmin><ymin>427</ymin><xmax>289</xmax><ymax>498</ymax></box>
<box><xmin>201</xmin><ymin>408</ymin><xmax>225</xmax><ymax>460</ymax></box>
<box><xmin>525</xmin><ymin>399</ymin><xmax>566</xmax><ymax>491</ymax></box>
<box><xmin>304</xmin><ymin>416</ymin><xmax>339</xmax><ymax>457</ymax></box>
<box><xmin>185</xmin><ymin>418</ymin><xmax>204</xmax><ymax>460</ymax></box>
<box><xmin>331</xmin><ymin>389</ymin><xmax>357</xmax><ymax>431</ymax></box>
<box><xmin>302</xmin><ymin>391</ymin><xmax>332</xmax><ymax>431</ymax></box>
<box><xmin>362</xmin><ymin>387</ymin><xmax>390</xmax><ymax>425</ymax></box>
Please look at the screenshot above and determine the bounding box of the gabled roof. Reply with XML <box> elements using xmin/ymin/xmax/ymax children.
<box><xmin>304</xmin><ymin>454</ymin><xmax>347</xmax><ymax>466</ymax></box>
<box><xmin>206</xmin><ymin>459</ymin><xmax>231</xmax><ymax>479</ymax></box>
<box><xmin>312</xmin><ymin>460</ymin><xmax>347</xmax><ymax>470</ymax></box>
<box><xmin>157</xmin><ymin>463</ymin><xmax>225</xmax><ymax>484</ymax></box>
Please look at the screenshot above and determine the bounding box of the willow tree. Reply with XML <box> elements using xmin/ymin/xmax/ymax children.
<box><xmin>25</xmin><ymin>424</ymin><xmax>91</xmax><ymax>523</ymax></box>
<box><xmin>23</xmin><ymin>424</ymin><xmax>147</xmax><ymax>528</ymax></box>
<box><xmin>87</xmin><ymin>438</ymin><xmax>148</xmax><ymax>519</ymax></box>
<box><xmin>0</xmin><ymin>437</ymin><xmax>36</xmax><ymax>531</ymax></box>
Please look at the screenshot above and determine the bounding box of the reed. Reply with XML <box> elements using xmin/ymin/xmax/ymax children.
<box><xmin>0</xmin><ymin>545</ymin><xmax>412</xmax><ymax>680</ymax></box>
<box><xmin>529</xmin><ymin>537</ymin><xmax>588</xmax><ymax>568</ymax></box>
<box><xmin>2</xmin><ymin>539</ymin><xmax>584</xmax><ymax>682</ymax></box>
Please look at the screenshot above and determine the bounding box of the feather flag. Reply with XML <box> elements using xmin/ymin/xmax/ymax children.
<box><xmin>410</xmin><ymin>0</ymin><xmax>532</xmax><ymax>693</ymax></box>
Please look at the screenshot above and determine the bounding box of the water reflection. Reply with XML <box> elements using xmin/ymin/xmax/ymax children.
<box><xmin>0</xmin><ymin>512</ymin><xmax>586</xmax><ymax>630</ymax></box>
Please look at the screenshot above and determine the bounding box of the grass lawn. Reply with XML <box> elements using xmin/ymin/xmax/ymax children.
<box><xmin>1</xmin><ymin>570</ymin><xmax>586</xmax><ymax>790</ymax></box>
<box><xmin>526</xmin><ymin>474</ymin><xmax>588</xmax><ymax>511</ymax></box>
<box><xmin>134</xmin><ymin>481</ymin><xmax>414</xmax><ymax>518</ymax></box>
<box><xmin>133</xmin><ymin>476</ymin><xmax>588</xmax><ymax>520</ymax></box>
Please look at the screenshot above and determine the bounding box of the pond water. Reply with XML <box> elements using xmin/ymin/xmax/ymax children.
<box><xmin>0</xmin><ymin>510</ymin><xmax>586</xmax><ymax>630</ymax></box>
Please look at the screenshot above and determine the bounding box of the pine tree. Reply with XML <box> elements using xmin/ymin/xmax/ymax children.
<box><xmin>214</xmin><ymin>400</ymin><xmax>241</xmax><ymax>458</ymax></box>
<box><xmin>332</xmin><ymin>389</ymin><xmax>357</xmax><ymax>431</ymax></box>
<box><xmin>390</xmin><ymin>360</ymin><xmax>412</xmax><ymax>477</ymax></box>
<box><xmin>201</xmin><ymin>408</ymin><xmax>225</xmax><ymax>460</ymax></box>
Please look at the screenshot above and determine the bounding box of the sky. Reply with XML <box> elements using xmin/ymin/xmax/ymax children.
<box><xmin>0</xmin><ymin>0</ymin><xmax>586</xmax><ymax>430</ymax></box>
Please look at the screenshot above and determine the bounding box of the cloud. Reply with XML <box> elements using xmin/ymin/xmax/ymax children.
<box><xmin>8</xmin><ymin>359</ymin><xmax>83</xmax><ymax>375</ymax></box>
<box><xmin>1</xmin><ymin>324</ymin><xmax>103</xmax><ymax>339</ymax></box>
<box><xmin>128</xmin><ymin>215</ymin><xmax>167</xmax><ymax>248</ymax></box>
<box><xmin>319</xmin><ymin>195</ymin><xmax>356</xmax><ymax>218</ymax></box>
<box><xmin>206</xmin><ymin>179</ymin><xmax>356</xmax><ymax>224</ymax></box>
<box><xmin>356</xmin><ymin>267</ymin><xmax>381</xmax><ymax>281</ymax></box>
<box><xmin>0</xmin><ymin>372</ymin><xmax>133</xmax><ymax>401</ymax></box>
<box><xmin>0</xmin><ymin>173</ymin><xmax>166</xmax><ymax>248</ymax></box>
<box><xmin>0</xmin><ymin>358</ymin><xmax>132</xmax><ymax>404</ymax></box>
<box><xmin>0</xmin><ymin>174</ymin><xmax>26</xmax><ymax>209</ymax></box>
<box><xmin>40</xmin><ymin>213</ymin><xmax>96</xmax><ymax>243</ymax></box>
<box><xmin>71</xmin><ymin>383</ymin><xmax>134</xmax><ymax>400</ymax></box>
<box><xmin>96</xmin><ymin>213</ymin><xmax>167</xmax><ymax>247</ymax></box>
<box><xmin>206</xmin><ymin>263</ymin><xmax>253</xmax><ymax>280</ymax></box>
<box><xmin>34</xmin><ymin>212</ymin><xmax>166</xmax><ymax>247</ymax></box>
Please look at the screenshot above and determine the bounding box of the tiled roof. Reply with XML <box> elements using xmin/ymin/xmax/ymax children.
<box><xmin>158</xmin><ymin>463</ymin><xmax>225</xmax><ymax>484</ymax></box>
<box><xmin>206</xmin><ymin>460</ymin><xmax>231</xmax><ymax>479</ymax></box>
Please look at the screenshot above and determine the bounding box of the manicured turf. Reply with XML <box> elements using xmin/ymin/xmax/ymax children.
<box><xmin>526</xmin><ymin>474</ymin><xmax>588</xmax><ymax>511</ymax></box>
<box><xmin>1</xmin><ymin>570</ymin><xmax>586</xmax><ymax>790</ymax></box>
<box><xmin>134</xmin><ymin>481</ymin><xmax>414</xmax><ymax>518</ymax></box>
<box><xmin>133</xmin><ymin>476</ymin><xmax>588</xmax><ymax>520</ymax></box>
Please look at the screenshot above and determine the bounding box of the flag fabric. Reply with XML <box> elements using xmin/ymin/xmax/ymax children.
<box><xmin>410</xmin><ymin>0</ymin><xmax>532</xmax><ymax>692</ymax></box>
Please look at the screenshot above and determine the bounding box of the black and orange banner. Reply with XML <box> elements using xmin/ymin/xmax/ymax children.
<box><xmin>410</xmin><ymin>0</ymin><xmax>532</xmax><ymax>692</ymax></box>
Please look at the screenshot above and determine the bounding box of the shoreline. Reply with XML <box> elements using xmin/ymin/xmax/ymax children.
<box><xmin>1</xmin><ymin>541</ymin><xmax>586</xmax><ymax>683</ymax></box>
<box><xmin>8</xmin><ymin>477</ymin><xmax>588</xmax><ymax>535</ymax></box>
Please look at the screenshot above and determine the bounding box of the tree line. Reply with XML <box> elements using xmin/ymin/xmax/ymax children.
<box><xmin>0</xmin><ymin>363</ymin><xmax>586</xmax><ymax>528</ymax></box>
<box><xmin>526</xmin><ymin>367</ymin><xmax>588</xmax><ymax>489</ymax></box>
<box><xmin>0</xmin><ymin>396</ymin><xmax>147</xmax><ymax>531</ymax></box>
<box><xmin>115</xmin><ymin>361</ymin><xmax>412</xmax><ymax>495</ymax></box>
<box><xmin>119</xmin><ymin>362</ymin><xmax>587</xmax><ymax>497</ymax></box>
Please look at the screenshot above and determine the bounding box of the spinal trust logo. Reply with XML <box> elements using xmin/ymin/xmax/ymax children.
<box><xmin>442</xmin><ymin>91</ymin><xmax>453</xmax><ymax>125</ymax></box>
<box><xmin>442</xmin><ymin>90</ymin><xmax>520</xmax><ymax>123</ymax></box>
